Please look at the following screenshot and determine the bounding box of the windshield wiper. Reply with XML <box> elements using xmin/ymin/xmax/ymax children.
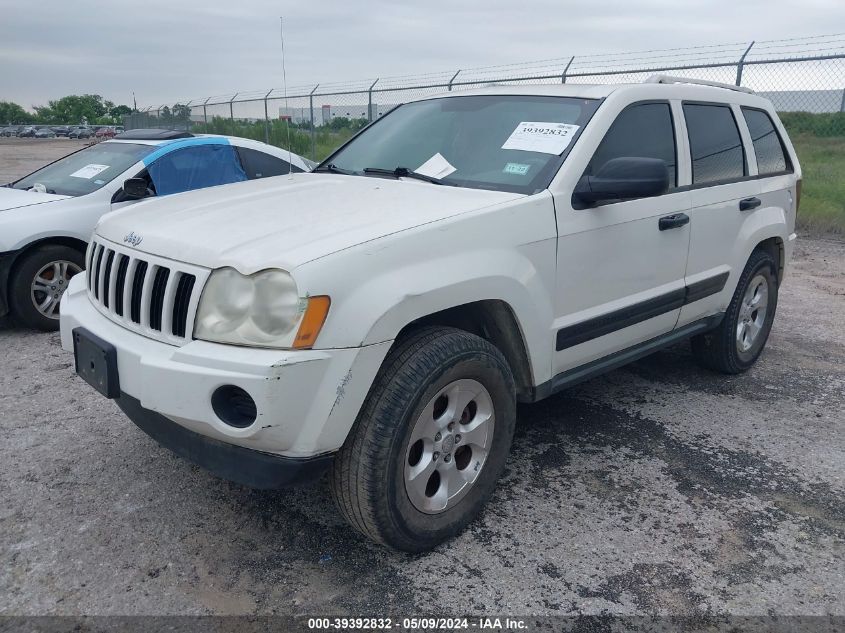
<box><xmin>363</xmin><ymin>166</ymin><xmax>445</xmax><ymax>185</ymax></box>
<box><xmin>313</xmin><ymin>163</ymin><xmax>354</xmax><ymax>175</ymax></box>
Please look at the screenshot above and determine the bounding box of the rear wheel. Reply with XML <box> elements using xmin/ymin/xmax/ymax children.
<box><xmin>10</xmin><ymin>244</ymin><xmax>84</xmax><ymax>331</ymax></box>
<box><xmin>691</xmin><ymin>248</ymin><xmax>779</xmax><ymax>374</ymax></box>
<box><xmin>330</xmin><ymin>327</ymin><xmax>516</xmax><ymax>552</ymax></box>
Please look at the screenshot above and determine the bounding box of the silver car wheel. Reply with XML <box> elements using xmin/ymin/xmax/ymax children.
<box><xmin>404</xmin><ymin>378</ymin><xmax>495</xmax><ymax>514</ymax></box>
<box><xmin>30</xmin><ymin>260</ymin><xmax>82</xmax><ymax>320</ymax></box>
<box><xmin>736</xmin><ymin>273</ymin><xmax>769</xmax><ymax>353</ymax></box>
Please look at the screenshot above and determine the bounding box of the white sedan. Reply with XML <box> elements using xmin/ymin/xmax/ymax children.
<box><xmin>0</xmin><ymin>130</ymin><xmax>314</xmax><ymax>329</ymax></box>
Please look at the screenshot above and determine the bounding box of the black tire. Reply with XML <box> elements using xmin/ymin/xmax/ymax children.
<box><xmin>691</xmin><ymin>248</ymin><xmax>779</xmax><ymax>374</ymax></box>
<box><xmin>330</xmin><ymin>326</ymin><xmax>516</xmax><ymax>552</ymax></box>
<box><xmin>9</xmin><ymin>244</ymin><xmax>85</xmax><ymax>331</ymax></box>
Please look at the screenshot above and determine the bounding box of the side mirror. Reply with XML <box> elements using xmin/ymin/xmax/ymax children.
<box><xmin>573</xmin><ymin>157</ymin><xmax>669</xmax><ymax>206</ymax></box>
<box><xmin>122</xmin><ymin>178</ymin><xmax>149</xmax><ymax>200</ymax></box>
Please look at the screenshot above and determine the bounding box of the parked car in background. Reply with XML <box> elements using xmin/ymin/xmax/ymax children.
<box><xmin>52</xmin><ymin>126</ymin><xmax>72</xmax><ymax>137</ymax></box>
<box><xmin>59</xmin><ymin>79</ymin><xmax>800</xmax><ymax>551</ymax></box>
<box><xmin>1</xmin><ymin>126</ymin><xmax>19</xmax><ymax>137</ymax></box>
<box><xmin>17</xmin><ymin>126</ymin><xmax>37</xmax><ymax>137</ymax></box>
<box><xmin>95</xmin><ymin>127</ymin><xmax>116</xmax><ymax>139</ymax></box>
<box><xmin>34</xmin><ymin>128</ymin><xmax>57</xmax><ymax>138</ymax></box>
<box><xmin>69</xmin><ymin>127</ymin><xmax>93</xmax><ymax>139</ymax></box>
<box><xmin>0</xmin><ymin>130</ymin><xmax>313</xmax><ymax>329</ymax></box>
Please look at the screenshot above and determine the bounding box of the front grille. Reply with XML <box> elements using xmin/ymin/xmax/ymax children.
<box><xmin>86</xmin><ymin>237</ymin><xmax>209</xmax><ymax>345</ymax></box>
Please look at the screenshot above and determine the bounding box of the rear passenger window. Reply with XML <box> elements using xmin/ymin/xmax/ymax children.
<box><xmin>237</xmin><ymin>147</ymin><xmax>302</xmax><ymax>179</ymax></box>
<box><xmin>683</xmin><ymin>104</ymin><xmax>746</xmax><ymax>184</ymax></box>
<box><xmin>585</xmin><ymin>102</ymin><xmax>677</xmax><ymax>190</ymax></box>
<box><xmin>741</xmin><ymin>108</ymin><xmax>790</xmax><ymax>175</ymax></box>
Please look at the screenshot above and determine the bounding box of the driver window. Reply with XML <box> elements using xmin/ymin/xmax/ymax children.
<box><xmin>584</xmin><ymin>102</ymin><xmax>677</xmax><ymax>190</ymax></box>
<box><xmin>147</xmin><ymin>144</ymin><xmax>247</xmax><ymax>196</ymax></box>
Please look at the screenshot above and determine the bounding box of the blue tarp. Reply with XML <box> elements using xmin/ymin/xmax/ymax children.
<box><xmin>147</xmin><ymin>144</ymin><xmax>247</xmax><ymax>196</ymax></box>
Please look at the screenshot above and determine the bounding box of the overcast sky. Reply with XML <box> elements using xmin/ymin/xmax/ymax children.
<box><xmin>2</xmin><ymin>0</ymin><xmax>844</xmax><ymax>110</ymax></box>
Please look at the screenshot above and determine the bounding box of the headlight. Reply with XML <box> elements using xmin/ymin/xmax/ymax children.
<box><xmin>194</xmin><ymin>267</ymin><xmax>330</xmax><ymax>349</ymax></box>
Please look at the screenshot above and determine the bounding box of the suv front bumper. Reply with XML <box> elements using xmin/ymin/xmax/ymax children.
<box><xmin>59</xmin><ymin>276</ymin><xmax>391</xmax><ymax>485</ymax></box>
<box><xmin>115</xmin><ymin>392</ymin><xmax>334</xmax><ymax>488</ymax></box>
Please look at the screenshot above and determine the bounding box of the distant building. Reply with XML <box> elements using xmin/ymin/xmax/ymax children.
<box><xmin>760</xmin><ymin>89</ymin><xmax>844</xmax><ymax>113</ymax></box>
<box><xmin>280</xmin><ymin>103</ymin><xmax>387</xmax><ymax>126</ymax></box>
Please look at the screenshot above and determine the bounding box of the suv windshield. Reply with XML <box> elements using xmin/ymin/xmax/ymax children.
<box><xmin>12</xmin><ymin>142</ymin><xmax>155</xmax><ymax>197</ymax></box>
<box><xmin>319</xmin><ymin>94</ymin><xmax>599</xmax><ymax>194</ymax></box>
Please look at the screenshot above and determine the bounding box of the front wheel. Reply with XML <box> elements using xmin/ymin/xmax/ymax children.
<box><xmin>691</xmin><ymin>248</ymin><xmax>779</xmax><ymax>374</ymax></box>
<box><xmin>330</xmin><ymin>327</ymin><xmax>516</xmax><ymax>552</ymax></box>
<box><xmin>10</xmin><ymin>244</ymin><xmax>84</xmax><ymax>331</ymax></box>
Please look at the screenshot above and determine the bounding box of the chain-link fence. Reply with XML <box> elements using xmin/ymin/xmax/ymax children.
<box><xmin>130</xmin><ymin>33</ymin><xmax>845</xmax><ymax>232</ymax></box>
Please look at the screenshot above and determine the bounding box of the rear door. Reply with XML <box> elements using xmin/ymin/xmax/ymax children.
<box><xmin>676</xmin><ymin>102</ymin><xmax>761</xmax><ymax>327</ymax></box>
<box><xmin>552</xmin><ymin>101</ymin><xmax>692</xmax><ymax>375</ymax></box>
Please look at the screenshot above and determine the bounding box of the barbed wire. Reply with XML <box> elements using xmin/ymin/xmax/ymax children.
<box><xmin>142</xmin><ymin>33</ymin><xmax>845</xmax><ymax>110</ymax></box>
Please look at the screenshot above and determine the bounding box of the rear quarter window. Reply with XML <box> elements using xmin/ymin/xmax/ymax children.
<box><xmin>741</xmin><ymin>107</ymin><xmax>791</xmax><ymax>175</ymax></box>
<box><xmin>237</xmin><ymin>147</ymin><xmax>302</xmax><ymax>179</ymax></box>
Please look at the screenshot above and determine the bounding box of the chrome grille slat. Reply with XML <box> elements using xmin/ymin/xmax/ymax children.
<box><xmin>113</xmin><ymin>255</ymin><xmax>130</xmax><ymax>317</ymax></box>
<box><xmin>171</xmin><ymin>273</ymin><xmax>196</xmax><ymax>338</ymax></box>
<box><xmin>130</xmin><ymin>260</ymin><xmax>148</xmax><ymax>324</ymax></box>
<box><xmin>102</xmin><ymin>250</ymin><xmax>116</xmax><ymax>309</ymax></box>
<box><xmin>123</xmin><ymin>258</ymin><xmax>139</xmax><ymax>322</ymax></box>
<box><xmin>138</xmin><ymin>263</ymin><xmax>156</xmax><ymax>328</ymax></box>
<box><xmin>149</xmin><ymin>267</ymin><xmax>170</xmax><ymax>331</ymax></box>
<box><xmin>85</xmin><ymin>237</ymin><xmax>209</xmax><ymax>345</ymax></box>
<box><xmin>86</xmin><ymin>241</ymin><xmax>97</xmax><ymax>288</ymax></box>
<box><xmin>92</xmin><ymin>245</ymin><xmax>105</xmax><ymax>301</ymax></box>
<box><xmin>159</xmin><ymin>270</ymin><xmax>180</xmax><ymax>335</ymax></box>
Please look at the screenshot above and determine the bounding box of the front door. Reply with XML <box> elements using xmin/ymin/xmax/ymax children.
<box><xmin>552</xmin><ymin>101</ymin><xmax>691</xmax><ymax>376</ymax></box>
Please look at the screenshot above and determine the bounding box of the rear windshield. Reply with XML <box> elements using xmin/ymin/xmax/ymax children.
<box><xmin>12</xmin><ymin>142</ymin><xmax>155</xmax><ymax>197</ymax></box>
<box><xmin>320</xmin><ymin>95</ymin><xmax>600</xmax><ymax>194</ymax></box>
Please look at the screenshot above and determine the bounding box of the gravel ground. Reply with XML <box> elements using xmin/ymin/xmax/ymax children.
<box><xmin>0</xmin><ymin>138</ymin><xmax>843</xmax><ymax>618</ymax></box>
<box><xmin>0</xmin><ymin>137</ymin><xmax>91</xmax><ymax>185</ymax></box>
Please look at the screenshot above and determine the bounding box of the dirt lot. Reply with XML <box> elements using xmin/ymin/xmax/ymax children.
<box><xmin>0</xmin><ymin>137</ymin><xmax>843</xmax><ymax>619</ymax></box>
<box><xmin>0</xmin><ymin>137</ymin><xmax>92</xmax><ymax>184</ymax></box>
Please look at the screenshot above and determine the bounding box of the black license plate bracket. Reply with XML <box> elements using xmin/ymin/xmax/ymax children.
<box><xmin>73</xmin><ymin>327</ymin><xmax>120</xmax><ymax>399</ymax></box>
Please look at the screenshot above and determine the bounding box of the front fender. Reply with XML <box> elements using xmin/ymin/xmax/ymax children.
<box><xmin>294</xmin><ymin>193</ymin><xmax>558</xmax><ymax>387</ymax></box>
<box><xmin>0</xmin><ymin>193</ymin><xmax>108</xmax><ymax>252</ymax></box>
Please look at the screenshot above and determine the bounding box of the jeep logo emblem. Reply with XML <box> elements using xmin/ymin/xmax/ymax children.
<box><xmin>124</xmin><ymin>232</ymin><xmax>143</xmax><ymax>247</ymax></box>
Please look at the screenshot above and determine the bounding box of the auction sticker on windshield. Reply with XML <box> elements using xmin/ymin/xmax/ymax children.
<box><xmin>501</xmin><ymin>122</ymin><xmax>579</xmax><ymax>155</ymax></box>
<box><xmin>69</xmin><ymin>164</ymin><xmax>110</xmax><ymax>179</ymax></box>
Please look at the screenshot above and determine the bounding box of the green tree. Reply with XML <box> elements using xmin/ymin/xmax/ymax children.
<box><xmin>329</xmin><ymin>116</ymin><xmax>351</xmax><ymax>131</ymax></box>
<box><xmin>171</xmin><ymin>103</ymin><xmax>192</xmax><ymax>123</ymax></box>
<box><xmin>109</xmin><ymin>104</ymin><xmax>132</xmax><ymax>119</ymax></box>
<box><xmin>34</xmin><ymin>94</ymin><xmax>110</xmax><ymax>124</ymax></box>
<box><xmin>0</xmin><ymin>101</ymin><xmax>34</xmax><ymax>124</ymax></box>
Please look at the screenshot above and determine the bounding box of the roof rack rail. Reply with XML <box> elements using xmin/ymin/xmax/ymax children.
<box><xmin>644</xmin><ymin>74</ymin><xmax>755</xmax><ymax>94</ymax></box>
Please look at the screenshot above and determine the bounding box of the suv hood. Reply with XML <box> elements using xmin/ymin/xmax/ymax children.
<box><xmin>96</xmin><ymin>173</ymin><xmax>522</xmax><ymax>271</ymax></box>
<box><xmin>0</xmin><ymin>187</ymin><xmax>70</xmax><ymax>211</ymax></box>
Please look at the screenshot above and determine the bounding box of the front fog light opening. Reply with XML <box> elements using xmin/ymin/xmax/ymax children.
<box><xmin>211</xmin><ymin>385</ymin><xmax>257</xmax><ymax>428</ymax></box>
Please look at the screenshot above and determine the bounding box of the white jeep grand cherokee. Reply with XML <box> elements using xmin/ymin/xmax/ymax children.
<box><xmin>60</xmin><ymin>77</ymin><xmax>800</xmax><ymax>551</ymax></box>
